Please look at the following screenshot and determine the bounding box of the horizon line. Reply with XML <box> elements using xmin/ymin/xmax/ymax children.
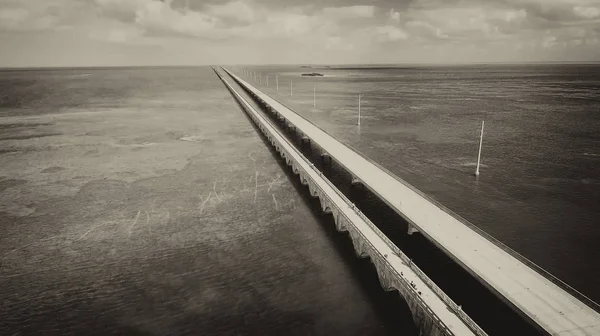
<box><xmin>1</xmin><ymin>60</ymin><xmax>600</xmax><ymax>70</ymax></box>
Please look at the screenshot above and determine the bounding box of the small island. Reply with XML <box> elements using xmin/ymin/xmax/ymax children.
<box><xmin>301</xmin><ymin>72</ymin><xmax>324</xmax><ymax>77</ymax></box>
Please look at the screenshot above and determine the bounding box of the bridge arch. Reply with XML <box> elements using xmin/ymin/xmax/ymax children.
<box><xmin>292</xmin><ymin>163</ymin><xmax>300</xmax><ymax>175</ymax></box>
<box><xmin>308</xmin><ymin>183</ymin><xmax>319</xmax><ymax>198</ymax></box>
<box><xmin>320</xmin><ymin>199</ymin><xmax>333</xmax><ymax>215</ymax></box>
<box><xmin>299</xmin><ymin>172</ymin><xmax>309</xmax><ymax>186</ymax></box>
<box><xmin>347</xmin><ymin>226</ymin><xmax>369</xmax><ymax>259</ymax></box>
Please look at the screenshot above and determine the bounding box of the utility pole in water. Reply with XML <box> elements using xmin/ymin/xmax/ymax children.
<box><xmin>475</xmin><ymin>121</ymin><xmax>485</xmax><ymax>177</ymax></box>
<box><xmin>358</xmin><ymin>94</ymin><xmax>362</xmax><ymax>126</ymax></box>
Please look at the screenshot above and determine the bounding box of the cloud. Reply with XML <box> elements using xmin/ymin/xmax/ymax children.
<box><xmin>0</xmin><ymin>0</ymin><xmax>82</xmax><ymax>31</ymax></box>
<box><xmin>542</xmin><ymin>34</ymin><xmax>558</xmax><ymax>47</ymax></box>
<box><xmin>206</xmin><ymin>0</ymin><xmax>256</xmax><ymax>23</ymax></box>
<box><xmin>321</xmin><ymin>5</ymin><xmax>375</xmax><ymax>19</ymax></box>
<box><xmin>403</xmin><ymin>6</ymin><xmax>522</xmax><ymax>40</ymax></box>
<box><xmin>0</xmin><ymin>7</ymin><xmax>31</xmax><ymax>30</ymax></box>
<box><xmin>405</xmin><ymin>20</ymin><xmax>448</xmax><ymax>40</ymax></box>
<box><xmin>135</xmin><ymin>1</ymin><xmax>218</xmax><ymax>38</ymax></box>
<box><xmin>497</xmin><ymin>0</ymin><xmax>600</xmax><ymax>27</ymax></box>
<box><xmin>325</xmin><ymin>36</ymin><xmax>355</xmax><ymax>51</ymax></box>
<box><xmin>86</xmin><ymin>1</ymin><xmax>384</xmax><ymax>43</ymax></box>
<box><xmin>93</xmin><ymin>0</ymin><xmax>219</xmax><ymax>39</ymax></box>
<box><xmin>389</xmin><ymin>8</ymin><xmax>401</xmax><ymax>23</ymax></box>
<box><xmin>372</xmin><ymin>25</ymin><xmax>408</xmax><ymax>42</ymax></box>
<box><xmin>396</xmin><ymin>0</ymin><xmax>600</xmax><ymax>46</ymax></box>
<box><xmin>1</xmin><ymin>0</ymin><xmax>600</xmax><ymax>65</ymax></box>
<box><xmin>85</xmin><ymin>1</ymin><xmax>356</xmax><ymax>41</ymax></box>
<box><xmin>86</xmin><ymin>19</ymin><xmax>147</xmax><ymax>44</ymax></box>
<box><xmin>574</xmin><ymin>5</ymin><xmax>600</xmax><ymax>19</ymax></box>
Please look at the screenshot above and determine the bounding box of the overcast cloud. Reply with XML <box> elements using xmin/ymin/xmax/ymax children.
<box><xmin>0</xmin><ymin>0</ymin><xmax>599</xmax><ymax>66</ymax></box>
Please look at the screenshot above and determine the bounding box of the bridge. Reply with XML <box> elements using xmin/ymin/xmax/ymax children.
<box><xmin>216</xmin><ymin>66</ymin><xmax>600</xmax><ymax>335</ymax></box>
<box><xmin>213</xmin><ymin>66</ymin><xmax>485</xmax><ymax>336</ymax></box>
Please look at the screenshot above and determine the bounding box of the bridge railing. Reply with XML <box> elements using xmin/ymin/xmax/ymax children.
<box><xmin>226</xmin><ymin>68</ymin><xmax>600</xmax><ymax>315</ymax></box>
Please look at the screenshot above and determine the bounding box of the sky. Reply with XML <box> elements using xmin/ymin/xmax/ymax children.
<box><xmin>0</xmin><ymin>0</ymin><xmax>599</xmax><ymax>67</ymax></box>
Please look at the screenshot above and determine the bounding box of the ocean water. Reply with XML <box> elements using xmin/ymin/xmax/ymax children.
<box><xmin>240</xmin><ymin>64</ymin><xmax>600</xmax><ymax>305</ymax></box>
<box><xmin>0</xmin><ymin>67</ymin><xmax>416</xmax><ymax>335</ymax></box>
<box><xmin>2</xmin><ymin>64</ymin><xmax>599</xmax><ymax>335</ymax></box>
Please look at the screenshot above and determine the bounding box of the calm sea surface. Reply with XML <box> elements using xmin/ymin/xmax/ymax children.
<box><xmin>242</xmin><ymin>64</ymin><xmax>600</xmax><ymax>304</ymax></box>
<box><xmin>0</xmin><ymin>67</ymin><xmax>415</xmax><ymax>335</ymax></box>
<box><xmin>1</xmin><ymin>64</ymin><xmax>599</xmax><ymax>335</ymax></box>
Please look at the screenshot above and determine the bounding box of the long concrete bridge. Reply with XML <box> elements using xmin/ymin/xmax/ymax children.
<box><xmin>216</xmin><ymin>66</ymin><xmax>600</xmax><ymax>335</ymax></box>
<box><xmin>213</xmin><ymin>66</ymin><xmax>486</xmax><ymax>336</ymax></box>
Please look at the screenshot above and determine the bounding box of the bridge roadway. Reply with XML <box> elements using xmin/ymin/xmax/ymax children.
<box><xmin>223</xmin><ymin>67</ymin><xmax>600</xmax><ymax>336</ymax></box>
<box><xmin>213</xmin><ymin>67</ymin><xmax>481</xmax><ymax>336</ymax></box>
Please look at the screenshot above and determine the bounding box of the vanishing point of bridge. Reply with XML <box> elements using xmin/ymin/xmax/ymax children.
<box><xmin>213</xmin><ymin>66</ymin><xmax>600</xmax><ymax>336</ymax></box>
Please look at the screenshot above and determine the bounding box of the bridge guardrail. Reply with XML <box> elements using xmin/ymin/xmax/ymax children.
<box><xmin>222</xmin><ymin>67</ymin><xmax>488</xmax><ymax>336</ymax></box>
<box><xmin>225</xmin><ymin>67</ymin><xmax>600</xmax><ymax>315</ymax></box>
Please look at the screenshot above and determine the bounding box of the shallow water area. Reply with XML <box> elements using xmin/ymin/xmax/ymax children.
<box><xmin>0</xmin><ymin>67</ymin><xmax>414</xmax><ymax>335</ymax></box>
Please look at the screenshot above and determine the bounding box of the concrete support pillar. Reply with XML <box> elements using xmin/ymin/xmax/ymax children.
<box><xmin>407</xmin><ymin>224</ymin><xmax>419</xmax><ymax>235</ymax></box>
<box><xmin>321</xmin><ymin>153</ymin><xmax>331</xmax><ymax>165</ymax></box>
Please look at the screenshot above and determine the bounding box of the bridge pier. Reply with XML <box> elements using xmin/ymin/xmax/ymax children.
<box><xmin>408</xmin><ymin>224</ymin><xmax>419</xmax><ymax>235</ymax></box>
<box><xmin>300</xmin><ymin>135</ymin><xmax>310</xmax><ymax>146</ymax></box>
<box><xmin>321</xmin><ymin>153</ymin><xmax>332</xmax><ymax>165</ymax></box>
<box><xmin>276</xmin><ymin>117</ymin><xmax>286</xmax><ymax>127</ymax></box>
